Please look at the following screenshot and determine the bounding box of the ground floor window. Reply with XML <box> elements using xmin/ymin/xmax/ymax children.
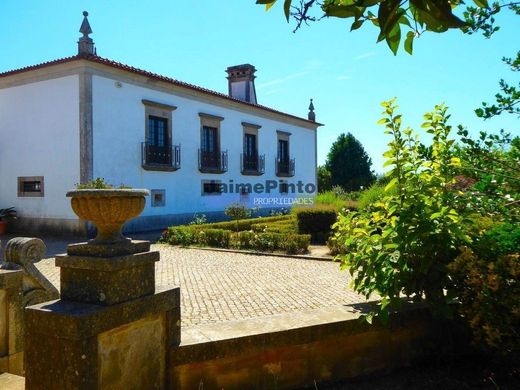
<box><xmin>202</xmin><ymin>180</ymin><xmax>222</xmax><ymax>195</ymax></box>
<box><xmin>151</xmin><ymin>189</ymin><xmax>166</xmax><ymax>207</ymax></box>
<box><xmin>18</xmin><ymin>176</ymin><xmax>44</xmax><ymax>197</ymax></box>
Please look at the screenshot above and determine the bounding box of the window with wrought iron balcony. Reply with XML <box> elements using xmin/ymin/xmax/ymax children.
<box><xmin>276</xmin><ymin>138</ymin><xmax>295</xmax><ymax>177</ymax></box>
<box><xmin>198</xmin><ymin>125</ymin><xmax>228</xmax><ymax>173</ymax></box>
<box><xmin>141</xmin><ymin>116</ymin><xmax>180</xmax><ymax>171</ymax></box>
<box><xmin>241</xmin><ymin>132</ymin><xmax>264</xmax><ymax>175</ymax></box>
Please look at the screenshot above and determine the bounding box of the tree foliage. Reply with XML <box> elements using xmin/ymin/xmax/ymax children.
<box><xmin>325</xmin><ymin>132</ymin><xmax>375</xmax><ymax>191</ymax></box>
<box><xmin>256</xmin><ymin>0</ymin><xmax>519</xmax><ymax>55</ymax></box>
<box><xmin>476</xmin><ymin>51</ymin><xmax>520</xmax><ymax>119</ymax></box>
<box><xmin>317</xmin><ymin>165</ymin><xmax>333</xmax><ymax>192</ymax></box>
<box><xmin>334</xmin><ymin>100</ymin><xmax>467</xmax><ymax>322</ymax></box>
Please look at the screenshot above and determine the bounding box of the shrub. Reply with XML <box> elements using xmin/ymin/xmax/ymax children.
<box><xmin>189</xmin><ymin>213</ymin><xmax>207</xmax><ymax>225</ymax></box>
<box><xmin>194</xmin><ymin>215</ymin><xmax>292</xmax><ymax>232</ymax></box>
<box><xmin>315</xmin><ymin>191</ymin><xmax>358</xmax><ymax>211</ymax></box>
<box><xmin>224</xmin><ymin>203</ymin><xmax>252</xmax><ymax>231</ymax></box>
<box><xmin>75</xmin><ymin>177</ymin><xmax>130</xmax><ymax>189</ymax></box>
<box><xmin>449</xmin><ymin>248</ymin><xmax>520</xmax><ymax>353</ymax></box>
<box><xmin>357</xmin><ymin>184</ymin><xmax>388</xmax><ymax>210</ymax></box>
<box><xmin>282</xmin><ymin>233</ymin><xmax>311</xmax><ymax>254</ymax></box>
<box><xmin>160</xmin><ymin>226</ymin><xmax>195</xmax><ymax>246</ymax></box>
<box><xmin>295</xmin><ymin>206</ymin><xmax>337</xmax><ymax>243</ymax></box>
<box><xmin>195</xmin><ymin>229</ymin><xmax>231</xmax><ymax>248</ymax></box>
<box><xmin>327</xmin><ymin>235</ymin><xmax>346</xmax><ymax>256</ymax></box>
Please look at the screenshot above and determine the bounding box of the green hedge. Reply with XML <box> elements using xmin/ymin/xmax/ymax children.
<box><xmin>160</xmin><ymin>225</ymin><xmax>309</xmax><ymax>254</ymax></box>
<box><xmin>190</xmin><ymin>214</ymin><xmax>293</xmax><ymax>232</ymax></box>
<box><xmin>294</xmin><ymin>206</ymin><xmax>337</xmax><ymax>243</ymax></box>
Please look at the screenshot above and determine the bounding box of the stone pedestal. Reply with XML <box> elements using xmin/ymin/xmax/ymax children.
<box><xmin>24</xmin><ymin>240</ymin><xmax>180</xmax><ymax>390</ymax></box>
<box><xmin>0</xmin><ymin>269</ymin><xmax>24</xmax><ymax>375</ymax></box>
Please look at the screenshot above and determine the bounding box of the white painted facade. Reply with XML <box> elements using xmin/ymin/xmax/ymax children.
<box><xmin>0</xmin><ymin>58</ymin><xmax>319</xmax><ymax>234</ymax></box>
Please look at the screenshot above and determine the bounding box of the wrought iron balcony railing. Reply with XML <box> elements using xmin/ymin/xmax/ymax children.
<box><xmin>276</xmin><ymin>158</ymin><xmax>295</xmax><ymax>177</ymax></box>
<box><xmin>241</xmin><ymin>153</ymin><xmax>265</xmax><ymax>175</ymax></box>
<box><xmin>198</xmin><ymin>149</ymin><xmax>228</xmax><ymax>173</ymax></box>
<box><xmin>141</xmin><ymin>142</ymin><xmax>181</xmax><ymax>171</ymax></box>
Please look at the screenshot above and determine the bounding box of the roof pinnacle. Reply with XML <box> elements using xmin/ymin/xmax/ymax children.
<box><xmin>78</xmin><ymin>11</ymin><xmax>96</xmax><ymax>55</ymax></box>
<box><xmin>308</xmin><ymin>98</ymin><xmax>316</xmax><ymax>122</ymax></box>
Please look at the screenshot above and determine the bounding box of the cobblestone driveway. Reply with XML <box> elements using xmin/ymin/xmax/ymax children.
<box><xmin>34</xmin><ymin>245</ymin><xmax>366</xmax><ymax>328</ymax></box>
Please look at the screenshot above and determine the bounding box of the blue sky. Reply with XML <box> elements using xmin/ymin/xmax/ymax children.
<box><xmin>1</xmin><ymin>1</ymin><xmax>518</xmax><ymax>172</ymax></box>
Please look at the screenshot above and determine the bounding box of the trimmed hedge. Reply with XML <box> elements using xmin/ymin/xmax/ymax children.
<box><xmin>160</xmin><ymin>224</ymin><xmax>309</xmax><ymax>254</ymax></box>
<box><xmin>295</xmin><ymin>206</ymin><xmax>338</xmax><ymax>244</ymax></box>
<box><xmin>190</xmin><ymin>215</ymin><xmax>293</xmax><ymax>232</ymax></box>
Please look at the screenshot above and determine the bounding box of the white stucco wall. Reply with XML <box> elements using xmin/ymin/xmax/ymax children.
<box><xmin>91</xmin><ymin>75</ymin><xmax>317</xmax><ymax>220</ymax></box>
<box><xmin>0</xmin><ymin>76</ymin><xmax>80</xmax><ymax>219</ymax></box>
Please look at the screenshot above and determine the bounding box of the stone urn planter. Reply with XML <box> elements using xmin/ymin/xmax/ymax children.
<box><xmin>66</xmin><ymin>189</ymin><xmax>149</xmax><ymax>244</ymax></box>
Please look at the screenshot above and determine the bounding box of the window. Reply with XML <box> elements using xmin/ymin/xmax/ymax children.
<box><xmin>18</xmin><ymin>176</ymin><xmax>44</xmax><ymax>197</ymax></box>
<box><xmin>202</xmin><ymin>126</ymin><xmax>218</xmax><ymax>153</ymax></box>
<box><xmin>151</xmin><ymin>189</ymin><xmax>166</xmax><ymax>207</ymax></box>
<box><xmin>148</xmin><ymin>116</ymin><xmax>168</xmax><ymax>148</ymax></box>
<box><xmin>241</xmin><ymin>122</ymin><xmax>264</xmax><ymax>175</ymax></box>
<box><xmin>276</xmin><ymin>131</ymin><xmax>294</xmax><ymax>177</ymax></box>
<box><xmin>202</xmin><ymin>180</ymin><xmax>222</xmax><ymax>195</ymax></box>
<box><xmin>244</xmin><ymin>133</ymin><xmax>257</xmax><ymax>158</ymax></box>
<box><xmin>142</xmin><ymin>100</ymin><xmax>180</xmax><ymax>170</ymax></box>
<box><xmin>278</xmin><ymin>139</ymin><xmax>289</xmax><ymax>163</ymax></box>
<box><xmin>199</xmin><ymin>113</ymin><xmax>227</xmax><ymax>173</ymax></box>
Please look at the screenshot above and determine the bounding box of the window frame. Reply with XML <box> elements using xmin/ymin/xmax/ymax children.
<box><xmin>18</xmin><ymin>176</ymin><xmax>44</xmax><ymax>197</ymax></box>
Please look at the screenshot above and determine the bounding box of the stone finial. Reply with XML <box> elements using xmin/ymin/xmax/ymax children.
<box><xmin>2</xmin><ymin>237</ymin><xmax>59</xmax><ymax>306</ymax></box>
<box><xmin>78</xmin><ymin>11</ymin><xmax>96</xmax><ymax>55</ymax></box>
<box><xmin>308</xmin><ymin>98</ymin><xmax>316</xmax><ymax>122</ymax></box>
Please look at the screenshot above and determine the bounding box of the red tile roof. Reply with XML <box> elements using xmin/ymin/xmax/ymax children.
<box><xmin>0</xmin><ymin>54</ymin><xmax>322</xmax><ymax>127</ymax></box>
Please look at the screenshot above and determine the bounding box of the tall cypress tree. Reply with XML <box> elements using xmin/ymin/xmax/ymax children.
<box><xmin>325</xmin><ymin>133</ymin><xmax>375</xmax><ymax>191</ymax></box>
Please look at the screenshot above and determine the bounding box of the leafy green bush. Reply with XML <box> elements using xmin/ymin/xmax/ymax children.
<box><xmin>282</xmin><ymin>233</ymin><xmax>311</xmax><ymax>254</ymax></box>
<box><xmin>195</xmin><ymin>229</ymin><xmax>231</xmax><ymax>248</ymax></box>
<box><xmin>160</xmin><ymin>226</ymin><xmax>196</xmax><ymax>246</ymax></box>
<box><xmin>75</xmin><ymin>177</ymin><xmax>130</xmax><ymax>189</ymax></box>
<box><xmin>295</xmin><ymin>206</ymin><xmax>337</xmax><ymax>243</ymax></box>
<box><xmin>224</xmin><ymin>203</ymin><xmax>252</xmax><ymax>231</ymax></box>
<box><xmin>327</xmin><ymin>235</ymin><xmax>346</xmax><ymax>256</ymax></box>
<box><xmin>335</xmin><ymin>100</ymin><xmax>467</xmax><ymax>322</ymax></box>
<box><xmin>251</xmin><ymin>219</ymin><xmax>296</xmax><ymax>234</ymax></box>
<box><xmin>315</xmin><ymin>191</ymin><xmax>358</xmax><ymax>211</ymax></box>
<box><xmin>357</xmin><ymin>184</ymin><xmax>392</xmax><ymax>210</ymax></box>
<box><xmin>192</xmin><ymin>215</ymin><xmax>292</xmax><ymax>232</ymax></box>
<box><xmin>449</xmin><ymin>249</ymin><xmax>519</xmax><ymax>353</ymax></box>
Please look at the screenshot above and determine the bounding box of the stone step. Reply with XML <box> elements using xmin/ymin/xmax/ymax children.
<box><xmin>0</xmin><ymin>372</ymin><xmax>25</xmax><ymax>390</ymax></box>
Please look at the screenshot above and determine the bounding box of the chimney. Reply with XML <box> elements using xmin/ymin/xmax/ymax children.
<box><xmin>78</xmin><ymin>11</ymin><xmax>96</xmax><ymax>56</ymax></box>
<box><xmin>226</xmin><ymin>64</ymin><xmax>257</xmax><ymax>104</ymax></box>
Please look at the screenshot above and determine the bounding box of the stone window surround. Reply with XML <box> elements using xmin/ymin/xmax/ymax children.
<box><xmin>199</xmin><ymin>113</ymin><xmax>224</xmax><ymax>152</ymax></box>
<box><xmin>143</xmin><ymin>99</ymin><xmax>177</xmax><ymax>147</ymax></box>
<box><xmin>151</xmin><ymin>189</ymin><xmax>166</xmax><ymax>207</ymax></box>
<box><xmin>17</xmin><ymin>176</ymin><xmax>45</xmax><ymax>197</ymax></box>
<box><xmin>201</xmin><ymin>180</ymin><xmax>222</xmax><ymax>196</ymax></box>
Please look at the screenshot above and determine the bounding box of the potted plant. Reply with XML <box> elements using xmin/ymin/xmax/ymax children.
<box><xmin>67</xmin><ymin>178</ymin><xmax>149</xmax><ymax>244</ymax></box>
<box><xmin>0</xmin><ymin>207</ymin><xmax>17</xmax><ymax>235</ymax></box>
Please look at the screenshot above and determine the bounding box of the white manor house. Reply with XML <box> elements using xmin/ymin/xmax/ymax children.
<box><xmin>0</xmin><ymin>12</ymin><xmax>321</xmax><ymax>235</ymax></box>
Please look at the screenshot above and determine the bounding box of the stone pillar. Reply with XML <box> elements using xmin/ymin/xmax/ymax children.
<box><xmin>0</xmin><ymin>268</ymin><xmax>24</xmax><ymax>375</ymax></box>
<box><xmin>24</xmin><ymin>240</ymin><xmax>180</xmax><ymax>390</ymax></box>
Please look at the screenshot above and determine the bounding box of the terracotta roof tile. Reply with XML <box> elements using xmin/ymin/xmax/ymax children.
<box><xmin>0</xmin><ymin>54</ymin><xmax>322</xmax><ymax>127</ymax></box>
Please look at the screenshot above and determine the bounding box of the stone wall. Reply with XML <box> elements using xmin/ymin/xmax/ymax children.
<box><xmin>170</xmin><ymin>304</ymin><xmax>441</xmax><ymax>390</ymax></box>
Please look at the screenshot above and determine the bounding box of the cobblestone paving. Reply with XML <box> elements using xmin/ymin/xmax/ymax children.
<box><xmin>34</xmin><ymin>245</ymin><xmax>366</xmax><ymax>328</ymax></box>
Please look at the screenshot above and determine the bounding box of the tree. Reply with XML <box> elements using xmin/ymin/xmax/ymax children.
<box><xmin>325</xmin><ymin>133</ymin><xmax>375</xmax><ymax>191</ymax></box>
<box><xmin>476</xmin><ymin>51</ymin><xmax>520</xmax><ymax>119</ymax></box>
<box><xmin>256</xmin><ymin>0</ymin><xmax>519</xmax><ymax>55</ymax></box>
<box><xmin>317</xmin><ymin>165</ymin><xmax>332</xmax><ymax>192</ymax></box>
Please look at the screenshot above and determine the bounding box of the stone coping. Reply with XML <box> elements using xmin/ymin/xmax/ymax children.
<box><xmin>66</xmin><ymin>240</ymin><xmax>151</xmax><ymax>257</ymax></box>
<box><xmin>55</xmin><ymin>251</ymin><xmax>159</xmax><ymax>271</ymax></box>
<box><xmin>0</xmin><ymin>373</ymin><xmax>25</xmax><ymax>390</ymax></box>
<box><xmin>175</xmin><ymin>302</ymin><xmax>431</xmax><ymax>364</ymax></box>
<box><xmin>25</xmin><ymin>286</ymin><xmax>180</xmax><ymax>339</ymax></box>
<box><xmin>66</xmin><ymin>189</ymin><xmax>150</xmax><ymax>197</ymax></box>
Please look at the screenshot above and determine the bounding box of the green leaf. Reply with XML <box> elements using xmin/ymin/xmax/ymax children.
<box><xmin>385</xmin><ymin>177</ymin><xmax>398</xmax><ymax>192</ymax></box>
<box><xmin>284</xmin><ymin>0</ymin><xmax>292</xmax><ymax>21</ymax></box>
<box><xmin>385</xmin><ymin>24</ymin><xmax>401</xmax><ymax>55</ymax></box>
<box><xmin>351</xmin><ymin>19</ymin><xmax>364</xmax><ymax>31</ymax></box>
<box><xmin>404</xmin><ymin>31</ymin><xmax>414</xmax><ymax>54</ymax></box>
<box><xmin>325</xmin><ymin>4</ymin><xmax>365</xmax><ymax>19</ymax></box>
<box><xmin>473</xmin><ymin>0</ymin><xmax>489</xmax><ymax>8</ymax></box>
